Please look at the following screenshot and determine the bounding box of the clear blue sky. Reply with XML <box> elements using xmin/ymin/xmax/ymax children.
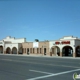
<box><xmin>0</xmin><ymin>0</ymin><xmax>80</xmax><ymax>41</ymax></box>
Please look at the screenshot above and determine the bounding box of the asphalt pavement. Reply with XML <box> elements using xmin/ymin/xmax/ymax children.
<box><xmin>0</xmin><ymin>54</ymin><xmax>80</xmax><ymax>80</ymax></box>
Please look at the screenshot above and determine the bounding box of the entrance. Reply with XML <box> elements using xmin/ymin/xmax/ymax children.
<box><xmin>62</xmin><ymin>46</ymin><xmax>73</xmax><ymax>56</ymax></box>
<box><xmin>12</xmin><ymin>47</ymin><xmax>17</xmax><ymax>54</ymax></box>
<box><xmin>0</xmin><ymin>46</ymin><xmax>3</xmax><ymax>53</ymax></box>
<box><xmin>51</xmin><ymin>46</ymin><xmax>60</xmax><ymax>56</ymax></box>
<box><xmin>44</xmin><ymin>48</ymin><xmax>46</xmax><ymax>55</ymax></box>
<box><xmin>27</xmin><ymin>48</ymin><xmax>29</xmax><ymax>55</ymax></box>
<box><xmin>6</xmin><ymin>47</ymin><xmax>11</xmax><ymax>54</ymax></box>
<box><xmin>76</xmin><ymin>46</ymin><xmax>80</xmax><ymax>57</ymax></box>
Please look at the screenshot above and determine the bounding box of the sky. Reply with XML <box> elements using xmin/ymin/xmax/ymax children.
<box><xmin>0</xmin><ymin>0</ymin><xmax>80</xmax><ymax>41</ymax></box>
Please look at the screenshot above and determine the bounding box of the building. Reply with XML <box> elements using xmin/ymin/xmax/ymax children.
<box><xmin>22</xmin><ymin>40</ymin><xmax>49</xmax><ymax>55</ymax></box>
<box><xmin>49</xmin><ymin>36</ymin><xmax>80</xmax><ymax>57</ymax></box>
<box><xmin>0</xmin><ymin>36</ymin><xmax>26</xmax><ymax>54</ymax></box>
<box><xmin>0</xmin><ymin>36</ymin><xmax>80</xmax><ymax>57</ymax></box>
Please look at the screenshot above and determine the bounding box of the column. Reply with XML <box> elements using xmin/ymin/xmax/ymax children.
<box><xmin>17</xmin><ymin>50</ymin><xmax>19</xmax><ymax>55</ymax></box>
<box><xmin>50</xmin><ymin>48</ymin><xmax>52</xmax><ymax>56</ymax></box>
<box><xmin>11</xmin><ymin>51</ymin><xmax>12</xmax><ymax>54</ymax></box>
<box><xmin>60</xmin><ymin>52</ymin><xmax>62</xmax><ymax>57</ymax></box>
<box><xmin>73</xmin><ymin>53</ymin><xmax>76</xmax><ymax>57</ymax></box>
<box><xmin>4</xmin><ymin>51</ymin><xmax>6</xmax><ymax>54</ymax></box>
<box><xmin>73</xmin><ymin>47</ymin><xmax>76</xmax><ymax>57</ymax></box>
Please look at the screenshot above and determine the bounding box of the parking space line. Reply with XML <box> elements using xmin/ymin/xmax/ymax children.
<box><xmin>27</xmin><ymin>68</ymin><xmax>80</xmax><ymax>80</ymax></box>
<box><xmin>29</xmin><ymin>69</ymin><xmax>53</xmax><ymax>74</ymax></box>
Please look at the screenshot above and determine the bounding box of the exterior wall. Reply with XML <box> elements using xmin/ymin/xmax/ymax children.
<box><xmin>39</xmin><ymin>41</ymin><xmax>49</xmax><ymax>55</ymax></box>
<box><xmin>75</xmin><ymin>40</ymin><xmax>80</xmax><ymax>47</ymax></box>
<box><xmin>49</xmin><ymin>39</ymin><xmax>75</xmax><ymax>56</ymax></box>
<box><xmin>22</xmin><ymin>42</ymin><xmax>33</xmax><ymax>54</ymax></box>
<box><xmin>4</xmin><ymin>43</ymin><xmax>19</xmax><ymax>53</ymax></box>
<box><xmin>4</xmin><ymin>43</ymin><xmax>18</xmax><ymax>50</ymax></box>
<box><xmin>0</xmin><ymin>41</ymin><xmax>4</xmax><ymax>46</ymax></box>
<box><xmin>3</xmin><ymin>36</ymin><xmax>26</xmax><ymax>43</ymax></box>
<box><xmin>0</xmin><ymin>36</ymin><xmax>80</xmax><ymax>57</ymax></box>
<box><xmin>60</xmin><ymin>36</ymin><xmax>77</xmax><ymax>40</ymax></box>
<box><xmin>22</xmin><ymin>41</ymin><xmax>49</xmax><ymax>55</ymax></box>
<box><xmin>1</xmin><ymin>36</ymin><xmax>26</xmax><ymax>54</ymax></box>
<box><xmin>74</xmin><ymin>40</ymin><xmax>80</xmax><ymax>57</ymax></box>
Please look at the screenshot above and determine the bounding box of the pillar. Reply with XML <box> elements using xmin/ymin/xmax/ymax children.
<box><xmin>4</xmin><ymin>51</ymin><xmax>6</xmax><ymax>54</ymax></box>
<box><xmin>60</xmin><ymin>52</ymin><xmax>62</xmax><ymax>57</ymax></box>
<box><xmin>17</xmin><ymin>51</ymin><xmax>19</xmax><ymax>55</ymax></box>
<box><xmin>11</xmin><ymin>51</ymin><xmax>12</xmax><ymax>54</ymax></box>
<box><xmin>73</xmin><ymin>53</ymin><xmax>76</xmax><ymax>57</ymax></box>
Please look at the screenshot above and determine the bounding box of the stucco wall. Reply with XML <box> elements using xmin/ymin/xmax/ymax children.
<box><xmin>3</xmin><ymin>36</ymin><xmax>26</xmax><ymax>43</ymax></box>
<box><xmin>0</xmin><ymin>41</ymin><xmax>4</xmax><ymax>46</ymax></box>
<box><xmin>60</xmin><ymin>36</ymin><xmax>77</xmax><ymax>40</ymax></box>
<box><xmin>4</xmin><ymin>43</ymin><xmax>18</xmax><ymax>51</ymax></box>
<box><xmin>75</xmin><ymin>40</ymin><xmax>80</xmax><ymax>47</ymax></box>
<box><xmin>22</xmin><ymin>42</ymin><xmax>33</xmax><ymax>48</ymax></box>
<box><xmin>49</xmin><ymin>40</ymin><xmax>75</xmax><ymax>53</ymax></box>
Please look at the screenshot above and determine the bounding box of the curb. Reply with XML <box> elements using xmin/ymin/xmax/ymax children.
<box><xmin>0</xmin><ymin>54</ymin><xmax>80</xmax><ymax>59</ymax></box>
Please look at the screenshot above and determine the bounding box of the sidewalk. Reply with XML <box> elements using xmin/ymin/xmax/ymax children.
<box><xmin>0</xmin><ymin>53</ymin><xmax>80</xmax><ymax>59</ymax></box>
<box><xmin>25</xmin><ymin>54</ymin><xmax>80</xmax><ymax>59</ymax></box>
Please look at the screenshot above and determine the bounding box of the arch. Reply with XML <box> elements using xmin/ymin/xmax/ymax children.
<box><xmin>76</xmin><ymin>46</ymin><xmax>80</xmax><ymax>57</ymax></box>
<box><xmin>0</xmin><ymin>46</ymin><xmax>3</xmax><ymax>53</ymax></box>
<box><xmin>12</xmin><ymin>47</ymin><xmax>17</xmax><ymax>54</ymax></box>
<box><xmin>51</xmin><ymin>46</ymin><xmax>60</xmax><ymax>56</ymax></box>
<box><xmin>19</xmin><ymin>47</ymin><xmax>23</xmax><ymax>54</ymax></box>
<box><xmin>6</xmin><ymin>47</ymin><xmax>11</xmax><ymax>54</ymax></box>
<box><xmin>62</xmin><ymin>46</ymin><xmax>73</xmax><ymax>56</ymax></box>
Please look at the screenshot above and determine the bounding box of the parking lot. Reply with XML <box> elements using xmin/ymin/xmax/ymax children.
<box><xmin>0</xmin><ymin>54</ymin><xmax>80</xmax><ymax>80</ymax></box>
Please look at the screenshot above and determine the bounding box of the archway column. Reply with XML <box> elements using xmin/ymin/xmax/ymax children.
<box><xmin>73</xmin><ymin>47</ymin><xmax>76</xmax><ymax>57</ymax></box>
<box><xmin>17</xmin><ymin>50</ymin><xmax>19</xmax><ymax>54</ymax></box>
<box><xmin>11</xmin><ymin>51</ymin><xmax>12</xmax><ymax>54</ymax></box>
<box><xmin>60</xmin><ymin>52</ymin><xmax>62</xmax><ymax>57</ymax></box>
<box><xmin>73</xmin><ymin>53</ymin><xmax>76</xmax><ymax>57</ymax></box>
<box><xmin>4</xmin><ymin>51</ymin><xmax>6</xmax><ymax>54</ymax></box>
<box><xmin>3</xmin><ymin>46</ymin><xmax>4</xmax><ymax>54</ymax></box>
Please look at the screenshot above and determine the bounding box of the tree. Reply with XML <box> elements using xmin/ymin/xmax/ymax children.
<box><xmin>35</xmin><ymin>39</ymin><xmax>39</xmax><ymax>42</ymax></box>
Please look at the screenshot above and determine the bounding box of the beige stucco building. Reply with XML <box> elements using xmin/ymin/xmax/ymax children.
<box><xmin>0</xmin><ymin>36</ymin><xmax>80</xmax><ymax>57</ymax></box>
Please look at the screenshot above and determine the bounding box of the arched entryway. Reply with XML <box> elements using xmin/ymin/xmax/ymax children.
<box><xmin>12</xmin><ymin>47</ymin><xmax>17</xmax><ymax>54</ymax></box>
<box><xmin>76</xmin><ymin>46</ymin><xmax>80</xmax><ymax>57</ymax></box>
<box><xmin>62</xmin><ymin>46</ymin><xmax>73</xmax><ymax>56</ymax></box>
<box><xmin>19</xmin><ymin>47</ymin><xmax>23</xmax><ymax>54</ymax></box>
<box><xmin>51</xmin><ymin>46</ymin><xmax>60</xmax><ymax>56</ymax></box>
<box><xmin>27</xmin><ymin>48</ymin><xmax>29</xmax><ymax>55</ymax></box>
<box><xmin>6</xmin><ymin>47</ymin><xmax>11</xmax><ymax>54</ymax></box>
<box><xmin>44</xmin><ymin>48</ymin><xmax>46</xmax><ymax>55</ymax></box>
<box><xmin>0</xmin><ymin>46</ymin><xmax>3</xmax><ymax>53</ymax></box>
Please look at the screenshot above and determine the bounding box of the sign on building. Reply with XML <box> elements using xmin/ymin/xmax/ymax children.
<box><xmin>33</xmin><ymin>42</ymin><xmax>39</xmax><ymax>48</ymax></box>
